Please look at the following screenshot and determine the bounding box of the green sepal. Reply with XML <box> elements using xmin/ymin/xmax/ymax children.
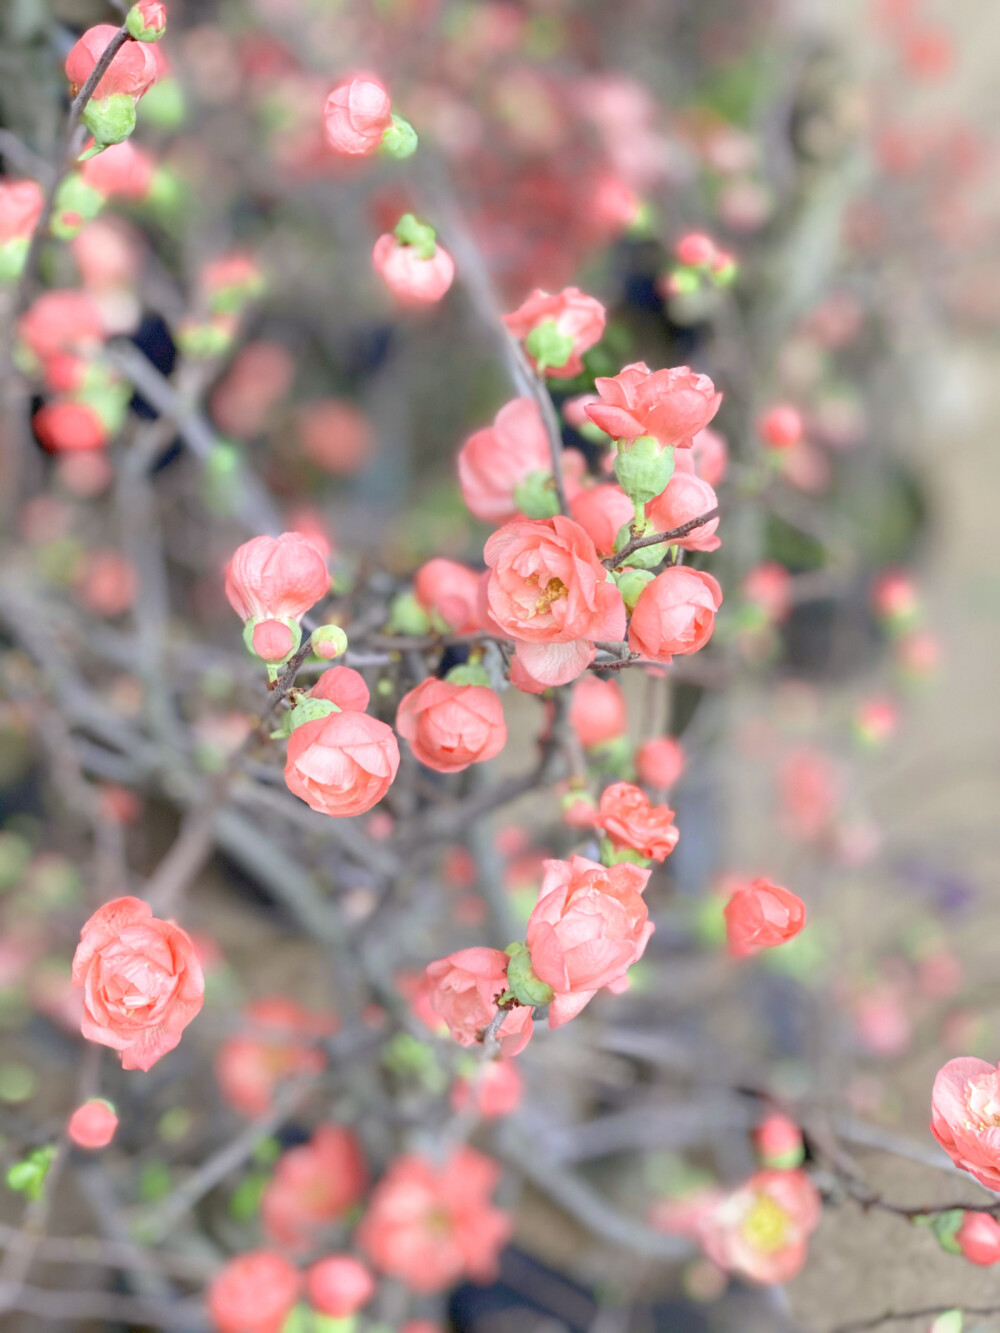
<box><xmin>613</xmin><ymin>566</ymin><xmax>655</xmax><ymax>611</ymax></box>
<box><xmin>504</xmin><ymin>941</ymin><xmax>554</xmax><ymax>1006</ymax></box>
<box><xmin>524</xmin><ymin>318</ymin><xmax>574</xmax><ymax>372</ymax></box>
<box><xmin>915</xmin><ymin>1209</ymin><xmax>965</xmax><ymax>1256</ymax></box>
<box><xmin>393</xmin><ymin>212</ymin><xmax>436</xmax><ymax>260</ymax></box>
<box><xmin>445</xmin><ymin>663</ymin><xmax>491</xmax><ymax>688</ymax></box>
<box><xmin>513</xmin><ymin>469</ymin><xmax>560</xmax><ymax>519</ymax></box>
<box><xmin>613</xmin><ymin>437</ymin><xmax>675</xmax><ymax>507</ymax></box>
<box><xmin>599</xmin><ymin>836</ymin><xmax>651</xmax><ymax>869</ymax></box>
<box><xmin>80</xmin><ymin>94</ymin><xmax>137</xmax><ymax>149</ymax></box>
<box><xmin>287</xmin><ymin>698</ymin><xmax>340</xmax><ymax>732</ymax></box>
<box><xmin>381</xmin><ymin>114</ymin><xmax>418</xmax><ymax>159</ymax></box>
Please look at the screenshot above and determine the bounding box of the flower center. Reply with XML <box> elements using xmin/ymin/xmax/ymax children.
<box><xmin>742</xmin><ymin>1194</ymin><xmax>790</xmax><ymax>1253</ymax></box>
<box><xmin>532</xmin><ymin>576</ymin><xmax>567</xmax><ymax>615</ymax></box>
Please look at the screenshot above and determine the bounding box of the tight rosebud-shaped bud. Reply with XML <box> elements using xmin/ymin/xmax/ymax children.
<box><xmin>285</xmin><ymin>711</ymin><xmax>399</xmax><ymax>817</ymax></box>
<box><xmin>614</xmin><ymin>436</ymin><xmax>675</xmax><ymax>507</ymax></box>
<box><xmin>675</xmin><ymin>232</ymin><xmax>718</xmax><ymax>268</ymax></box>
<box><xmin>957</xmin><ymin>1212</ymin><xmax>1000</xmax><ymax>1266</ymax></box>
<box><xmin>306</xmin><ymin>1255</ymin><xmax>376</xmax><ymax>1317</ymax></box>
<box><xmin>208</xmin><ymin>1251</ymin><xmax>300</xmax><ymax>1333</ymax></box>
<box><xmin>324</xmin><ymin>76</ymin><xmax>393</xmax><ymax>155</ymax></box>
<box><xmin>754</xmin><ymin>1113</ymin><xmax>805</xmax><ymax>1170</ymax></box>
<box><xmin>504</xmin><ymin>287</ymin><xmax>606</xmax><ymax>379</ymax></box>
<box><xmin>311</xmin><ymin>624</ymin><xmax>348</xmax><ymax>660</ymax></box>
<box><xmin>382</xmin><ymin>113</ymin><xmax>418</xmax><ymax>159</ymax></box>
<box><xmin>758</xmin><ymin>404</ymin><xmax>803</xmax><ymax>451</ymax></box>
<box><xmin>646</xmin><ymin>471</ymin><xmax>720</xmax><ymax>552</ymax></box>
<box><xmin>724</xmin><ymin>878</ymin><xmax>806</xmax><ymax>957</ymax></box>
<box><xmin>225</xmin><ymin>533</ymin><xmax>330</xmax><ymax>626</ymax></box>
<box><xmin>414</xmin><ymin>559</ymin><xmax>481</xmax><ymax>633</ymax></box>
<box><xmin>396</xmin><ymin>677</ymin><xmax>507</xmax><ymax>773</ymax></box>
<box><xmin>248</xmin><ymin>617</ymin><xmax>299</xmax><ymax>664</ymax></box>
<box><xmin>68</xmin><ymin>1098</ymin><xmax>118</xmax><ymax>1149</ymax></box>
<box><xmin>373</xmin><ymin>217</ymin><xmax>454</xmax><ymax>304</ymax></box>
<box><xmin>127</xmin><ymin>0</ymin><xmax>167</xmax><ymax>41</ymax></box>
<box><xmin>628</xmin><ymin>567</ymin><xmax>722</xmax><ymax>663</ymax></box>
<box><xmin>65</xmin><ymin>25</ymin><xmax>159</xmax><ymax>100</ymax></box>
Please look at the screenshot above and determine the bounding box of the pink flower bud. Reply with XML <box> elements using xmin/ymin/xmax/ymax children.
<box><xmin>594</xmin><ymin>782</ymin><xmax>678</xmax><ymax>862</ymax></box>
<box><xmin>126</xmin><ymin>0</ymin><xmax>167</xmax><ymax>43</ymax></box>
<box><xmin>65</xmin><ymin>25</ymin><xmax>159</xmax><ymax>100</ymax></box>
<box><xmin>674</xmin><ymin>426</ymin><xmax>728</xmax><ymax>487</ymax></box>
<box><xmin>285</xmin><ymin>710</ymin><xmax>399</xmax><ymax>817</ymax></box>
<box><xmin>424</xmin><ymin>949</ymin><xmax>533</xmax><ymax>1055</ymax></box>
<box><xmin>724</xmin><ymin>878</ymin><xmax>806</xmax><ymax>957</ymax></box>
<box><xmin>68</xmin><ymin>1098</ymin><xmax>118</xmax><ymax>1149</ymax></box>
<box><xmin>396</xmin><ymin>678</ymin><xmax>507</xmax><ymax>773</ymax></box>
<box><xmin>0</xmin><ymin>179</ymin><xmax>44</xmax><ymax>244</ymax></box>
<box><xmin>957</xmin><ymin>1211</ymin><xmax>1000</xmax><ymax>1266</ymax></box>
<box><xmin>457</xmin><ymin>397</ymin><xmax>554</xmax><ymax>524</ymax></box>
<box><xmin>20</xmin><ymin>290</ymin><xmax>104</xmax><ymax>364</ymax></box>
<box><xmin>297</xmin><ymin>397</ymin><xmax>373</xmax><ymax>475</ymax></box>
<box><xmin>324</xmin><ymin>76</ymin><xmax>393</xmax><ymax>155</ymax></box>
<box><xmin>645</xmin><ymin>471</ymin><xmax>720</xmax><ymax>552</ymax></box>
<box><xmin>306</xmin><ymin>1255</ymin><xmax>376</xmax><ymax>1316</ymax></box>
<box><xmin>81</xmin><ymin>139</ymin><xmax>155</xmax><ymax>199</ymax></box>
<box><xmin>635</xmin><ymin>736</ymin><xmax>684</xmax><ymax>789</ymax></box>
<box><xmin>627</xmin><ymin>567</ymin><xmax>722</xmax><ymax>663</ymax></box>
<box><xmin>414</xmin><ymin>558</ymin><xmax>482</xmax><ymax>632</ymax></box>
<box><xmin>224</xmin><ymin>533</ymin><xmax>329</xmax><ymax>625</ymax></box>
<box><xmin>372</xmin><ymin>227</ymin><xmax>454</xmax><ymax>304</ymax></box>
<box><xmin>754</xmin><ymin>1113</ymin><xmax>805</xmax><ymax>1169</ymax></box>
<box><xmin>451</xmin><ymin>1059</ymin><xmax>524</xmax><ymax>1119</ymax></box>
<box><xmin>251</xmin><ymin>618</ymin><xmax>296</xmax><ymax>663</ymax></box>
<box><xmin>675</xmin><ymin>232</ymin><xmax>717</xmax><ymax>267</ymax></box>
<box><xmin>742</xmin><ymin>562</ymin><xmax>793</xmax><ymax>623</ymax></box>
<box><xmin>207</xmin><ymin>1251</ymin><xmax>300</xmax><ymax>1333</ymax></box>
<box><xmin>568</xmin><ymin>675</ymin><xmax>627</xmax><ymax>749</ymax></box>
<box><xmin>309</xmin><ymin>666</ymin><xmax>370</xmax><ymax>712</ymax></box>
<box><xmin>311</xmin><ymin>624</ymin><xmax>348</xmax><ymax>660</ymax></box>
<box><xmin>757</xmin><ymin>404</ymin><xmax>803</xmax><ymax>450</ymax></box>
<box><xmin>503</xmin><ymin>287</ymin><xmax>606</xmax><ymax>379</ymax></box>
<box><xmin>34</xmin><ymin>401</ymin><xmax>107</xmax><ymax>453</ymax></box>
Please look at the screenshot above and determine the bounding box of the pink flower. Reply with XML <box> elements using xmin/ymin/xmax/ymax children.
<box><xmin>635</xmin><ymin>736</ymin><xmax>684</xmax><ymax>789</ymax></box>
<box><xmin>754</xmin><ymin>1113</ymin><xmax>805</xmax><ymax>1169</ymax></box>
<box><xmin>457</xmin><ymin>397</ymin><xmax>553</xmax><ymax>524</ymax></box>
<box><xmin>67</xmin><ymin>1098</ymin><xmax>118</xmax><ymax>1149</ymax></box>
<box><xmin>724</xmin><ymin>879</ymin><xmax>806</xmax><ymax>957</ymax></box>
<box><xmin>297</xmin><ymin>399</ymin><xmax>372</xmax><ymax>474</ymax></box>
<box><xmin>698</xmin><ymin>1169</ymin><xmax>820</xmax><ymax>1284</ymax></box>
<box><xmin>414</xmin><ymin>558</ymin><xmax>482</xmax><ymax>632</ymax></box>
<box><xmin>262</xmin><ymin>1124</ymin><xmax>368</xmax><ymax>1251</ymax></box>
<box><xmin>503</xmin><ymin>287</ymin><xmax>606</xmax><ymax>378</ymax></box>
<box><xmin>215</xmin><ymin>997</ymin><xmax>331</xmax><ymax>1117</ymax></box>
<box><xmin>65</xmin><ymin>25</ymin><xmax>159</xmax><ymax>100</ymax></box>
<box><xmin>224</xmin><ymin>533</ymin><xmax>329</xmax><ymax>624</ymax></box>
<box><xmin>585</xmin><ymin>362</ymin><xmax>721</xmax><ymax>447</ymax></box>
<box><xmin>397</xmin><ymin>678</ymin><xmax>506</xmax><ymax>773</ymax></box>
<box><xmin>207</xmin><ymin>1251</ymin><xmax>301</xmax><ymax>1333</ymax></box>
<box><xmin>931</xmin><ymin>1059</ymin><xmax>1000</xmax><ymax>1191</ymax></box>
<box><xmin>306</xmin><ymin>1256</ymin><xmax>376</xmax><ymax>1316</ymax></box>
<box><xmin>324</xmin><ymin>76</ymin><xmax>392</xmax><ymax>155</ymax></box>
<box><xmin>309</xmin><ymin>665</ymin><xmax>370</xmax><ymax>712</ymax></box>
<box><xmin>285</xmin><ymin>710</ymin><xmax>399</xmax><ymax>817</ymax></box>
<box><xmin>957</xmin><ymin>1212</ymin><xmax>1000</xmax><ymax>1266</ymax></box>
<box><xmin>77</xmin><ymin>549</ymin><xmax>137</xmax><ymax>618</ymax></box>
<box><xmin>594</xmin><ymin>782</ymin><xmax>678</xmax><ymax>861</ymax></box>
<box><xmin>450</xmin><ymin>1060</ymin><xmax>524</xmax><ymax>1119</ymax></box>
<box><xmin>71</xmin><ymin>897</ymin><xmax>205</xmax><ymax>1071</ymax></box>
<box><xmin>645</xmin><ymin>472</ymin><xmax>720</xmax><ymax>552</ymax></box>
<box><xmin>682</xmin><ymin>426</ymin><xmax>729</xmax><ymax>487</ymax></box>
<box><xmin>0</xmin><ymin>179</ymin><xmax>44</xmax><ymax>243</ymax></box>
<box><xmin>20</xmin><ymin>290</ymin><xmax>104</xmax><ymax>364</ymax></box>
<box><xmin>526</xmin><ymin>855</ymin><xmax>653</xmax><ymax>1027</ymax></box>
<box><xmin>568</xmin><ymin>675</ymin><xmax>627</xmax><ymax>749</ymax></box>
<box><xmin>569</xmin><ymin>485</ymin><xmax>635</xmax><ymax>557</ymax></box>
<box><xmin>757</xmin><ymin>404</ymin><xmax>803</xmax><ymax>450</ymax></box>
<box><xmin>372</xmin><ymin>232</ymin><xmax>454</xmax><ymax>304</ymax></box>
<box><xmin>743</xmin><ymin>562</ymin><xmax>793</xmax><ymax>623</ymax></box>
<box><xmin>628</xmin><ymin>567</ymin><xmax>722</xmax><ymax>663</ymax></box>
<box><xmin>484</xmin><ymin>516</ymin><xmax>626</xmax><ymax>688</ymax></box>
<box><xmin>358</xmin><ymin>1148</ymin><xmax>511</xmax><ymax>1292</ymax></box>
<box><xmin>424</xmin><ymin>948</ymin><xmax>533</xmax><ymax>1056</ymax></box>
<box><xmin>81</xmin><ymin>140</ymin><xmax>156</xmax><ymax>199</ymax></box>
<box><xmin>34</xmin><ymin>402</ymin><xmax>107</xmax><ymax>453</ymax></box>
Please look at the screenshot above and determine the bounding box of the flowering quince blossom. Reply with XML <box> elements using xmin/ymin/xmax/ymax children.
<box><xmin>635</xmin><ymin>736</ymin><xmax>685</xmax><ymax>789</ymax></box>
<box><xmin>285</xmin><ymin>709</ymin><xmax>400</xmax><ymax>817</ymax></box>
<box><xmin>724</xmin><ymin>878</ymin><xmax>806</xmax><ymax>957</ymax></box>
<box><xmin>0</xmin><ymin>179</ymin><xmax>44</xmax><ymax>243</ymax></box>
<box><xmin>484</xmin><ymin>516</ymin><xmax>626</xmax><ymax>688</ymax></box>
<box><xmin>323</xmin><ymin>76</ymin><xmax>393</xmax><ymax>155</ymax></box>
<box><xmin>457</xmin><ymin>397</ymin><xmax>554</xmax><ymax>524</ymax></box>
<box><xmin>503</xmin><ymin>287</ymin><xmax>607</xmax><ymax>378</ymax></box>
<box><xmin>262</xmin><ymin>1123</ymin><xmax>368</xmax><ymax>1250</ymax></box>
<box><xmin>308</xmin><ymin>664</ymin><xmax>370</xmax><ymax>712</ymax></box>
<box><xmin>80</xmin><ymin>139</ymin><xmax>156</xmax><ymax>200</ymax></box>
<box><xmin>758</xmin><ymin>403</ymin><xmax>804</xmax><ymax>450</ymax></box>
<box><xmin>19</xmin><ymin>290</ymin><xmax>104</xmax><ymax>367</ymax></box>
<box><xmin>526</xmin><ymin>855</ymin><xmax>653</xmax><ymax>1026</ymax></box>
<box><xmin>698</xmin><ymin>1169</ymin><xmax>821</xmax><ymax>1284</ymax></box>
<box><xmin>568</xmin><ymin>675</ymin><xmax>627</xmax><ymax>749</ymax></box>
<box><xmin>594</xmin><ymin>782</ymin><xmax>679</xmax><ymax>862</ymax></box>
<box><xmin>126</xmin><ymin>0</ymin><xmax>167</xmax><ymax>43</ymax></box>
<box><xmin>569</xmin><ymin>484</ymin><xmax>636</xmax><ymax>557</ymax></box>
<box><xmin>957</xmin><ymin>1212</ymin><xmax>1000</xmax><ymax>1265</ymax></box>
<box><xmin>215</xmin><ymin>997</ymin><xmax>332</xmax><ymax>1117</ymax></box>
<box><xmin>372</xmin><ymin>214</ymin><xmax>454</xmax><ymax>304</ymax></box>
<box><xmin>425</xmin><ymin>948</ymin><xmax>534</xmax><ymax>1055</ymax></box>
<box><xmin>396</xmin><ymin>677</ymin><xmax>507</xmax><ymax>773</ymax></box>
<box><xmin>224</xmin><ymin>532</ymin><xmax>329</xmax><ymax>662</ymax></box>
<box><xmin>451</xmin><ymin>1059</ymin><xmax>524</xmax><ymax>1118</ymax></box>
<box><xmin>67</xmin><ymin>1098</ymin><xmax>118</xmax><ymax>1149</ymax></box>
<box><xmin>628</xmin><ymin>567</ymin><xmax>723</xmax><ymax>662</ymax></box>
<box><xmin>207</xmin><ymin>1250</ymin><xmax>300</xmax><ymax>1333</ymax></box>
<box><xmin>71</xmin><ymin>897</ymin><xmax>205</xmax><ymax>1071</ymax></box>
<box><xmin>585</xmin><ymin>362</ymin><xmax>722</xmax><ymax>447</ymax></box>
<box><xmin>34</xmin><ymin>401</ymin><xmax>108</xmax><ymax>453</ymax></box>
<box><xmin>645</xmin><ymin>471</ymin><xmax>721</xmax><ymax>552</ymax></box>
<box><xmin>676</xmin><ymin>425</ymin><xmax>729</xmax><ymax>487</ymax></box>
<box><xmin>931</xmin><ymin>1059</ymin><xmax>1000</xmax><ymax>1191</ymax></box>
<box><xmin>414</xmin><ymin>558</ymin><xmax>483</xmax><ymax>632</ymax></box>
<box><xmin>358</xmin><ymin>1148</ymin><xmax>511</xmax><ymax>1292</ymax></box>
<box><xmin>306</xmin><ymin>1255</ymin><xmax>376</xmax><ymax>1316</ymax></box>
<box><xmin>65</xmin><ymin>26</ymin><xmax>160</xmax><ymax>101</ymax></box>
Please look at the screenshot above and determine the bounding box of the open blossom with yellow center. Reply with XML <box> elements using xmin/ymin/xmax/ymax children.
<box><xmin>698</xmin><ymin>1169</ymin><xmax>821</xmax><ymax>1284</ymax></box>
<box><xmin>933</xmin><ymin>1059</ymin><xmax>1000</xmax><ymax>1191</ymax></box>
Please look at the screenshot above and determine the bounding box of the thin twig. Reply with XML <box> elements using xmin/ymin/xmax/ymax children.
<box><xmin>603</xmin><ymin>508</ymin><xmax>720</xmax><ymax>569</ymax></box>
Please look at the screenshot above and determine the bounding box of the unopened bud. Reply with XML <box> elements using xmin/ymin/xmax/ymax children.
<box><xmin>243</xmin><ymin>616</ymin><xmax>301</xmax><ymax>663</ymax></box>
<box><xmin>80</xmin><ymin>94</ymin><xmax>137</xmax><ymax>150</ymax></box>
<box><xmin>393</xmin><ymin>212</ymin><xmax>437</xmax><ymax>259</ymax></box>
<box><xmin>614</xmin><ymin>436</ymin><xmax>675</xmax><ymax>506</ymax></box>
<box><xmin>311</xmin><ymin>624</ymin><xmax>348</xmax><ymax>660</ymax></box>
<box><xmin>754</xmin><ymin>1113</ymin><xmax>805</xmax><ymax>1169</ymax></box>
<box><xmin>126</xmin><ymin>0</ymin><xmax>167</xmax><ymax>41</ymax></box>
<box><xmin>513</xmin><ymin>469</ymin><xmax>560</xmax><ymax>519</ymax></box>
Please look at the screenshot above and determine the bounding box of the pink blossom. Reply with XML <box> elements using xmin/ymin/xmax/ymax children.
<box><xmin>207</xmin><ymin>1251</ymin><xmax>301</xmax><ymax>1333</ymax></box>
<box><xmin>594</xmin><ymin>782</ymin><xmax>679</xmax><ymax>861</ymax></box>
<box><xmin>457</xmin><ymin>397</ymin><xmax>553</xmax><ymax>524</ymax></box>
<box><xmin>568</xmin><ymin>675</ymin><xmax>627</xmax><ymax>749</ymax></box>
<box><xmin>224</xmin><ymin>533</ymin><xmax>329</xmax><ymax>624</ymax></box>
<box><xmin>585</xmin><ymin>362</ymin><xmax>721</xmax><ymax>447</ymax></box>
<box><xmin>372</xmin><ymin>232</ymin><xmax>454</xmax><ymax>304</ymax></box>
<box><xmin>698</xmin><ymin>1169</ymin><xmax>821</xmax><ymax>1284</ymax></box>
<box><xmin>324</xmin><ymin>76</ymin><xmax>392</xmax><ymax>155</ymax></box>
<box><xmin>424</xmin><ymin>948</ymin><xmax>533</xmax><ymax>1056</ymax></box>
<box><xmin>306</xmin><ymin>1256</ymin><xmax>376</xmax><ymax>1316</ymax></box>
<box><xmin>569</xmin><ymin>485</ymin><xmax>635</xmax><ymax>558</ymax></box>
<box><xmin>635</xmin><ymin>736</ymin><xmax>685</xmax><ymax>789</ymax></box>
<box><xmin>645</xmin><ymin>472</ymin><xmax>720</xmax><ymax>551</ymax></box>
<box><xmin>67</xmin><ymin>1099</ymin><xmax>118</xmax><ymax>1149</ymax></box>
<box><xmin>65</xmin><ymin>25</ymin><xmax>159</xmax><ymax>100</ymax></box>
<box><xmin>285</xmin><ymin>710</ymin><xmax>399</xmax><ymax>817</ymax></box>
<box><xmin>414</xmin><ymin>558</ymin><xmax>483</xmax><ymax>632</ymax></box>
<box><xmin>724</xmin><ymin>878</ymin><xmax>806</xmax><ymax>957</ymax></box>
<box><xmin>503</xmin><ymin>287</ymin><xmax>606</xmax><ymax>378</ymax></box>
<box><xmin>931</xmin><ymin>1059</ymin><xmax>1000</xmax><ymax>1191</ymax></box>
<box><xmin>262</xmin><ymin>1124</ymin><xmax>368</xmax><ymax>1250</ymax></box>
<box><xmin>957</xmin><ymin>1212</ymin><xmax>1000</xmax><ymax>1266</ymax></box>
<box><xmin>0</xmin><ymin>179</ymin><xmax>44</xmax><ymax>243</ymax></box>
<box><xmin>628</xmin><ymin>567</ymin><xmax>722</xmax><ymax>662</ymax></box>
<box><xmin>397</xmin><ymin>678</ymin><xmax>507</xmax><ymax>773</ymax></box>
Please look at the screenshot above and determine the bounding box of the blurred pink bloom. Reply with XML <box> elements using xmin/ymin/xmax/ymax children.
<box><xmin>568</xmin><ymin>674</ymin><xmax>627</xmax><ymax>749</ymax></box>
<box><xmin>724</xmin><ymin>878</ymin><xmax>806</xmax><ymax>957</ymax></box>
<box><xmin>207</xmin><ymin>1251</ymin><xmax>300</xmax><ymax>1333</ymax></box>
<box><xmin>324</xmin><ymin>76</ymin><xmax>393</xmax><ymax>155</ymax></box>
<box><xmin>457</xmin><ymin>397</ymin><xmax>552</xmax><ymax>524</ymax></box>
